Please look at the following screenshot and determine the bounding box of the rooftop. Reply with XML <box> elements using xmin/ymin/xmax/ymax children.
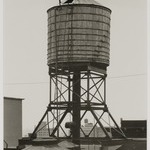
<box><xmin>4</xmin><ymin>96</ymin><xmax>24</xmax><ymax>101</ymax></box>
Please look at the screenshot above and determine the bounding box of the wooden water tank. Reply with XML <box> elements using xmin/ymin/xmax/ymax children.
<box><xmin>47</xmin><ymin>1</ymin><xmax>111</xmax><ymax>70</ymax></box>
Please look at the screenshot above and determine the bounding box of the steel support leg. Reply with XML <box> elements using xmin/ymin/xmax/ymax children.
<box><xmin>51</xmin><ymin>109</ymin><xmax>69</xmax><ymax>136</ymax></box>
<box><xmin>72</xmin><ymin>71</ymin><xmax>81</xmax><ymax>144</ymax></box>
<box><xmin>31</xmin><ymin>108</ymin><xmax>49</xmax><ymax>139</ymax></box>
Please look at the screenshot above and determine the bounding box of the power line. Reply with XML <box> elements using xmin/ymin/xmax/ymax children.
<box><xmin>108</xmin><ymin>73</ymin><xmax>146</xmax><ymax>79</ymax></box>
<box><xmin>3</xmin><ymin>73</ymin><xmax>146</xmax><ymax>85</ymax></box>
<box><xmin>4</xmin><ymin>82</ymin><xmax>49</xmax><ymax>85</ymax></box>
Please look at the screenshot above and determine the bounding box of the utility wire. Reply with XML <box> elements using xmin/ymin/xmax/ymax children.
<box><xmin>4</xmin><ymin>82</ymin><xmax>49</xmax><ymax>85</ymax></box>
<box><xmin>3</xmin><ymin>73</ymin><xmax>146</xmax><ymax>85</ymax></box>
<box><xmin>107</xmin><ymin>73</ymin><xmax>146</xmax><ymax>79</ymax></box>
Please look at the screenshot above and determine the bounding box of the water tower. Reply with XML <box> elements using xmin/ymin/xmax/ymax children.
<box><xmin>31</xmin><ymin>0</ymin><xmax>126</xmax><ymax>144</ymax></box>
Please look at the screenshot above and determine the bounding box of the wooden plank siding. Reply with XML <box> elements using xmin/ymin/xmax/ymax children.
<box><xmin>47</xmin><ymin>4</ymin><xmax>111</xmax><ymax>68</ymax></box>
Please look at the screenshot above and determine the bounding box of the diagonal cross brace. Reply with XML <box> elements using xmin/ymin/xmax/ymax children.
<box><xmin>90</xmin><ymin>109</ymin><xmax>111</xmax><ymax>139</ymax></box>
<box><xmin>51</xmin><ymin>109</ymin><xmax>69</xmax><ymax>136</ymax></box>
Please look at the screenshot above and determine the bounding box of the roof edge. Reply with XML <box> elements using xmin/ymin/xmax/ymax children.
<box><xmin>4</xmin><ymin>97</ymin><xmax>24</xmax><ymax>100</ymax></box>
<box><xmin>47</xmin><ymin>4</ymin><xmax>111</xmax><ymax>13</ymax></box>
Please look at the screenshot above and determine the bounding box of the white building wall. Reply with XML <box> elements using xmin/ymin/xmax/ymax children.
<box><xmin>4</xmin><ymin>97</ymin><xmax>23</xmax><ymax>148</ymax></box>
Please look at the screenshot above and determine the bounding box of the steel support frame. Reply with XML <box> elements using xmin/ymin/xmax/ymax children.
<box><xmin>31</xmin><ymin>67</ymin><xmax>126</xmax><ymax>140</ymax></box>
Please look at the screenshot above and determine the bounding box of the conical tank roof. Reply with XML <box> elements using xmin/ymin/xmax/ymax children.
<box><xmin>62</xmin><ymin>0</ymin><xmax>101</xmax><ymax>5</ymax></box>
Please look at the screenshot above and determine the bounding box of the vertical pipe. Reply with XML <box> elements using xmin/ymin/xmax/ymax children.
<box><xmin>56</xmin><ymin>75</ymin><xmax>59</xmax><ymax>138</ymax></box>
<box><xmin>87</xmin><ymin>71</ymin><xmax>90</xmax><ymax>104</ymax></box>
<box><xmin>50</xmin><ymin>75</ymin><xmax>52</xmax><ymax>104</ymax></box>
<box><xmin>68</xmin><ymin>75</ymin><xmax>71</xmax><ymax>123</ymax></box>
<box><xmin>72</xmin><ymin>71</ymin><xmax>80</xmax><ymax>144</ymax></box>
<box><xmin>104</xmin><ymin>76</ymin><xmax>106</xmax><ymax>104</ymax></box>
<box><xmin>54</xmin><ymin>8</ymin><xmax>59</xmax><ymax>138</ymax></box>
<box><xmin>68</xmin><ymin>75</ymin><xmax>71</xmax><ymax>103</ymax></box>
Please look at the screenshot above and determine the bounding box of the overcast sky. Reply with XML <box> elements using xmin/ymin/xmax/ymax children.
<box><xmin>3</xmin><ymin>0</ymin><xmax>147</xmax><ymax>136</ymax></box>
